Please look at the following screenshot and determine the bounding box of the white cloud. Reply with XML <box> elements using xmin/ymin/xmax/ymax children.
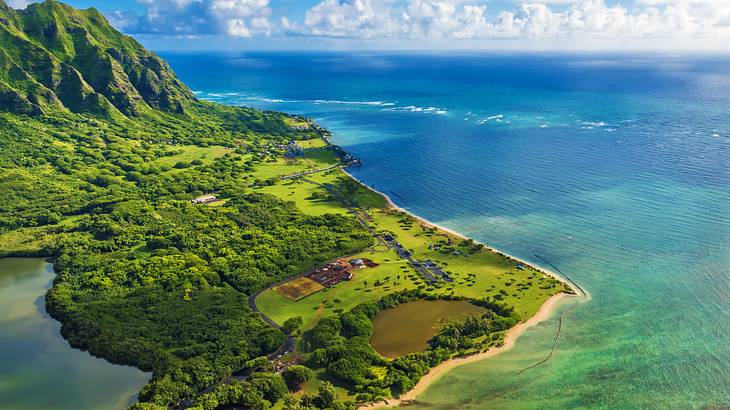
<box><xmin>6</xmin><ymin>0</ymin><xmax>32</xmax><ymax>9</ymax></box>
<box><xmin>292</xmin><ymin>0</ymin><xmax>730</xmax><ymax>42</ymax></box>
<box><xmin>115</xmin><ymin>0</ymin><xmax>271</xmax><ymax>37</ymax></box>
<box><xmin>300</xmin><ymin>0</ymin><xmax>401</xmax><ymax>38</ymax></box>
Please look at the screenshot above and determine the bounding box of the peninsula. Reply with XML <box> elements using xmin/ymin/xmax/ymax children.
<box><xmin>0</xmin><ymin>1</ymin><xmax>579</xmax><ymax>409</ymax></box>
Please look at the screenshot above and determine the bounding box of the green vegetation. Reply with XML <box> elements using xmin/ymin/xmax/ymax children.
<box><xmin>283</xmin><ymin>365</ymin><xmax>314</xmax><ymax>390</ymax></box>
<box><xmin>369</xmin><ymin>209</ymin><xmax>569</xmax><ymax>317</ymax></box>
<box><xmin>0</xmin><ymin>2</ymin><xmax>367</xmax><ymax>408</ymax></box>
<box><xmin>0</xmin><ymin>2</ymin><xmax>571</xmax><ymax>409</ymax></box>
<box><xmin>297</xmin><ymin>290</ymin><xmax>519</xmax><ymax>404</ymax></box>
<box><xmin>254</xmin><ymin>168</ymin><xmax>570</xmax><ymax>405</ymax></box>
<box><xmin>257</xmin><ymin>249</ymin><xmax>422</xmax><ymax>331</ymax></box>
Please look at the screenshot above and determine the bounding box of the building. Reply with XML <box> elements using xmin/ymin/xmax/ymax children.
<box><xmin>192</xmin><ymin>195</ymin><xmax>217</xmax><ymax>204</ymax></box>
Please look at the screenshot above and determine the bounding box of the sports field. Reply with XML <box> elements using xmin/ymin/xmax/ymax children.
<box><xmin>273</xmin><ymin>277</ymin><xmax>325</xmax><ymax>301</ymax></box>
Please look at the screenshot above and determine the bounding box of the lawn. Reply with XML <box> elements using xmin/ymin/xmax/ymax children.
<box><xmin>301</xmin><ymin>170</ymin><xmax>388</xmax><ymax>209</ymax></box>
<box><xmin>256</xmin><ymin>249</ymin><xmax>424</xmax><ymax>331</ymax></box>
<box><xmin>252</xmin><ymin>176</ymin><xmax>348</xmax><ymax>216</ymax></box>
<box><xmin>298</xmin><ymin>138</ymin><xmax>327</xmax><ymax>149</ymax></box>
<box><xmin>152</xmin><ymin>145</ymin><xmax>233</xmax><ymax>170</ymax></box>
<box><xmin>248</xmin><ymin>148</ymin><xmax>339</xmax><ymax>182</ymax></box>
<box><xmin>252</xmin><ymin>146</ymin><xmax>567</xmax><ymax>332</ymax></box>
<box><xmin>282</xmin><ymin>117</ymin><xmax>311</xmax><ymax>130</ymax></box>
<box><xmin>248</xmin><ymin>158</ymin><xmax>312</xmax><ymax>181</ymax></box>
<box><xmin>300</xmin><ymin>148</ymin><xmax>339</xmax><ymax>168</ymax></box>
<box><xmin>368</xmin><ymin>209</ymin><xmax>568</xmax><ymax>319</ymax></box>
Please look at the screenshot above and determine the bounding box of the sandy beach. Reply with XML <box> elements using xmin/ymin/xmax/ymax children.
<box><xmin>338</xmin><ymin>169</ymin><xmax>588</xmax><ymax>409</ymax></box>
<box><xmin>361</xmin><ymin>292</ymin><xmax>574</xmax><ymax>409</ymax></box>
<box><xmin>341</xmin><ymin>169</ymin><xmax>586</xmax><ymax>299</ymax></box>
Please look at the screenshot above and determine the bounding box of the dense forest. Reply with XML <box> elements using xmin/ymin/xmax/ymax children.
<box><xmin>0</xmin><ymin>2</ymin><xmax>563</xmax><ymax>409</ymax></box>
<box><xmin>0</xmin><ymin>1</ymin><xmax>373</xmax><ymax>408</ymax></box>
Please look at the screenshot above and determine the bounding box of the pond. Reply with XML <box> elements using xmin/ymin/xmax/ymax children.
<box><xmin>370</xmin><ymin>300</ymin><xmax>486</xmax><ymax>358</ymax></box>
<box><xmin>0</xmin><ymin>258</ymin><xmax>149</xmax><ymax>410</ymax></box>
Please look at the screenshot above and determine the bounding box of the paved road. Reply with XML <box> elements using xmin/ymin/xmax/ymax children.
<box><xmin>246</xmin><ymin>286</ymin><xmax>296</xmax><ymax>358</ymax></box>
<box><xmin>300</xmin><ymin>177</ymin><xmax>447</xmax><ymax>284</ymax></box>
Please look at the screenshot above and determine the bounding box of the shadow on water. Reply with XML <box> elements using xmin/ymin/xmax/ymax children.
<box><xmin>0</xmin><ymin>258</ymin><xmax>149</xmax><ymax>410</ymax></box>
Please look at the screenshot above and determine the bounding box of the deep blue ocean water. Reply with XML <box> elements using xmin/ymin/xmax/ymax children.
<box><xmin>165</xmin><ymin>52</ymin><xmax>730</xmax><ymax>408</ymax></box>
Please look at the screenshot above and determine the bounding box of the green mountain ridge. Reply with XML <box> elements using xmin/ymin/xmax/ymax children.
<box><xmin>0</xmin><ymin>1</ymin><xmax>370</xmax><ymax>409</ymax></box>
<box><xmin>0</xmin><ymin>0</ymin><xmax>193</xmax><ymax>116</ymax></box>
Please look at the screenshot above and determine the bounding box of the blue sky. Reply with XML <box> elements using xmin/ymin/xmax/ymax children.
<box><xmin>8</xmin><ymin>0</ymin><xmax>730</xmax><ymax>51</ymax></box>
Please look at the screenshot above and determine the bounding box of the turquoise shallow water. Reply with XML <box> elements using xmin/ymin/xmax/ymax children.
<box><xmin>166</xmin><ymin>52</ymin><xmax>730</xmax><ymax>408</ymax></box>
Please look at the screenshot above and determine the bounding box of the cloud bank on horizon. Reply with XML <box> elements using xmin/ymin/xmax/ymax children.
<box><xmin>9</xmin><ymin>0</ymin><xmax>730</xmax><ymax>48</ymax></box>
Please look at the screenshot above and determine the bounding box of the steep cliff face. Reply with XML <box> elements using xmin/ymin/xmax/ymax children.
<box><xmin>0</xmin><ymin>0</ymin><xmax>195</xmax><ymax>116</ymax></box>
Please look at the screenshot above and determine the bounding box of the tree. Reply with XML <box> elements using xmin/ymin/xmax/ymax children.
<box><xmin>282</xmin><ymin>316</ymin><xmax>303</xmax><ymax>335</ymax></box>
<box><xmin>283</xmin><ymin>365</ymin><xmax>313</xmax><ymax>390</ymax></box>
<box><xmin>315</xmin><ymin>382</ymin><xmax>336</xmax><ymax>408</ymax></box>
<box><xmin>248</xmin><ymin>372</ymin><xmax>288</xmax><ymax>404</ymax></box>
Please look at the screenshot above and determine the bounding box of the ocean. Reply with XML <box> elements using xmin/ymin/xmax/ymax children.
<box><xmin>164</xmin><ymin>52</ymin><xmax>730</xmax><ymax>408</ymax></box>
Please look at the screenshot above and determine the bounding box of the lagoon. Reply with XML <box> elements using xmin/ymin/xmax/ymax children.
<box><xmin>370</xmin><ymin>300</ymin><xmax>486</xmax><ymax>358</ymax></box>
<box><xmin>0</xmin><ymin>258</ymin><xmax>149</xmax><ymax>410</ymax></box>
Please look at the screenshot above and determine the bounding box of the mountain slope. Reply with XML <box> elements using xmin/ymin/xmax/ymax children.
<box><xmin>0</xmin><ymin>2</ymin><xmax>373</xmax><ymax>409</ymax></box>
<box><xmin>0</xmin><ymin>0</ymin><xmax>193</xmax><ymax>116</ymax></box>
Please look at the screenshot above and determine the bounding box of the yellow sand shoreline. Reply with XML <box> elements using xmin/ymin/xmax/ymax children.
<box><xmin>341</xmin><ymin>169</ymin><xmax>586</xmax><ymax>298</ymax></box>
<box><xmin>360</xmin><ymin>292</ymin><xmax>573</xmax><ymax>409</ymax></box>
<box><xmin>338</xmin><ymin>169</ymin><xmax>588</xmax><ymax>408</ymax></box>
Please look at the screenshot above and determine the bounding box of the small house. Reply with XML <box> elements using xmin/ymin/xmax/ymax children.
<box><xmin>192</xmin><ymin>195</ymin><xmax>217</xmax><ymax>204</ymax></box>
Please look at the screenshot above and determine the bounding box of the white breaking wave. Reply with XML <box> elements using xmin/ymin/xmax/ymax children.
<box><xmin>581</xmin><ymin>121</ymin><xmax>609</xmax><ymax>127</ymax></box>
<box><xmin>478</xmin><ymin>114</ymin><xmax>504</xmax><ymax>124</ymax></box>
<box><xmin>196</xmin><ymin>92</ymin><xmax>450</xmax><ymax>116</ymax></box>
<box><xmin>383</xmin><ymin>105</ymin><xmax>448</xmax><ymax>115</ymax></box>
<box><xmin>311</xmin><ymin>99</ymin><xmax>390</xmax><ymax>106</ymax></box>
<box><xmin>202</xmin><ymin>93</ymin><xmax>398</xmax><ymax>107</ymax></box>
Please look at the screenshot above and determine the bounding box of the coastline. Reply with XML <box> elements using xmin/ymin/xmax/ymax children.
<box><xmin>337</xmin><ymin>168</ymin><xmax>587</xmax><ymax>408</ymax></box>
<box><xmin>340</xmin><ymin>169</ymin><xmax>587</xmax><ymax>299</ymax></box>
<box><xmin>361</xmin><ymin>292</ymin><xmax>573</xmax><ymax>409</ymax></box>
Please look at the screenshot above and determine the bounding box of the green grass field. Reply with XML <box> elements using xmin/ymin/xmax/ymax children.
<box><xmin>152</xmin><ymin>145</ymin><xmax>233</xmax><ymax>170</ymax></box>
<box><xmin>369</xmin><ymin>209</ymin><xmax>567</xmax><ymax>319</ymax></box>
<box><xmin>298</xmin><ymin>138</ymin><xmax>327</xmax><ymax>149</ymax></box>
<box><xmin>253</xmin><ymin>176</ymin><xmax>348</xmax><ymax>216</ymax></box>
<box><xmin>256</xmin><ymin>249</ymin><xmax>424</xmax><ymax>331</ymax></box>
<box><xmin>248</xmin><ymin>147</ymin><xmax>339</xmax><ymax>182</ymax></box>
<box><xmin>253</xmin><ymin>144</ymin><xmax>568</xmax><ymax>343</ymax></box>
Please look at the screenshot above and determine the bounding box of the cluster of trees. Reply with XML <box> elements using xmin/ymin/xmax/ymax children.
<box><xmin>0</xmin><ymin>5</ymin><xmax>529</xmax><ymax>408</ymax></box>
<box><xmin>0</xmin><ymin>104</ymin><xmax>521</xmax><ymax>409</ymax></box>
<box><xmin>39</xmin><ymin>190</ymin><xmax>371</xmax><ymax>405</ymax></box>
<box><xmin>0</xmin><ymin>98</ymin><xmax>372</xmax><ymax>408</ymax></box>
<box><xmin>132</xmin><ymin>367</ymin><xmax>353</xmax><ymax>410</ymax></box>
<box><xmin>429</xmin><ymin>311</ymin><xmax>518</xmax><ymax>351</ymax></box>
<box><xmin>132</xmin><ymin>372</ymin><xmax>290</xmax><ymax>410</ymax></box>
<box><xmin>304</xmin><ymin>290</ymin><xmax>519</xmax><ymax>403</ymax></box>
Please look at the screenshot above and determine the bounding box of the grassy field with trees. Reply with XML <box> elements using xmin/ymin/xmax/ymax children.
<box><xmin>0</xmin><ymin>2</ymin><xmax>572</xmax><ymax>409</ymax></box>
<box><xmin>253</xmin><ymin>167</ymin><xmax>571</xmax><ymax>405</ymax></box>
